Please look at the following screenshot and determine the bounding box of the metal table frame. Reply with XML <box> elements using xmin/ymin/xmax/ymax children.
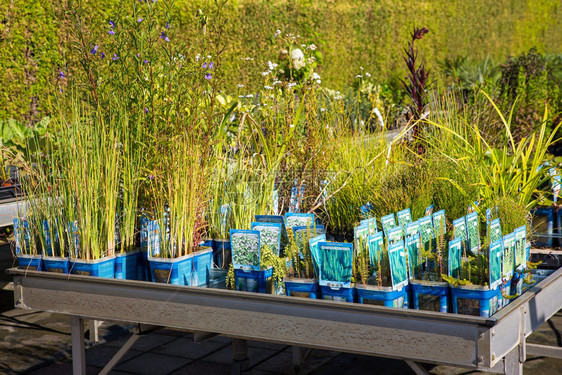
<box><xmin>8</xmin><ymin>267</ymin><xmax>562</xmax><ymax>375</ymax></box>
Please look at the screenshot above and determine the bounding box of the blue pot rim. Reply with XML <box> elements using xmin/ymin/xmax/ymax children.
<box><xmin>148</xmin><ymin>253</ymin><xmax>194</xmax><ymax>263</ymax></box>
<box><xmin>70</xmin><ymin>255</ymin><xmax>116</xmax><ymax>264</ymax></box>
<box><xmin>43</xmin><ymin>255</ymin><xmax>70</xmax><ymax>261</ymax></box>
<box><xmin>17</xmin><ymin>254</ymin><xmax>42</xmax><ymax>259</ymax></box>
<box><xmin>115</xmin><ymin>250</ymin><xmax>141</xmax><ymax>258</ymax></box>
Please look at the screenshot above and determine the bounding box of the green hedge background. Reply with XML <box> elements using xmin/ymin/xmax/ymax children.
<box><xmin>1</xmin><ymin>0</ymin><xmax>561</xmax><ymax>122</ymax></box>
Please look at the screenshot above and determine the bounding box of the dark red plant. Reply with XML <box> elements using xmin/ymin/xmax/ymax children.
<box><xmin>401</xmin><ymin>27</ymin><xmax>430</xmax><ymax>141</ymax></box>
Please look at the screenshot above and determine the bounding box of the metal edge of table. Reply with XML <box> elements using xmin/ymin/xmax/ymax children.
<box><xmin>8</xmin><ymin>267</ymin><xmax>500</xmax><ymax>370</ymax></box>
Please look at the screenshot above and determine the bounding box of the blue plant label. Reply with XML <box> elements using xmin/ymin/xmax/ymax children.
<box><xmin>255</xmin><ymin>215</ymin><xmax>288</xmax><ymax>246</ymax></box>
<box><xmin>289</xmin><ymin>183</ymin><xmax>305</xmax><ymax>213</ymax></box>
<box><xmin>42</xmin><ymin>220</ymin><xmax>60</xmax><ymax>257</ymax></box>
<box><xmin>396</xmin><ymin>208</ymin><xmax>412</xmax><ymax>231</ymax></box>
<box><xmin>13</xmin><ymin>218</ymin><xmax>30</xmax><ymax>254</ymax></box>
<box><xmin>285</xmin><ymin>212</ymin><xmax>314</xmax><ymax>231</ymax></box>
<box><xmin>388</xmin><ymin>241</ymin><xmax>408</xmax><ymax>291</ymax></box>
<box><xmin>405</xmin><ymin>234</ymin><xmax>420</xmax><ymax>279</ymax></box>
<box><xmin>467</xmin><ymin>200</ymin><xmax>479</xmax><ymax>214</ymax></box>
<box><xmin>140</xmin><ymin>216</ymin><xmax>149</xmax><ymax>251</ymax></box>
<box><xmin>486</xmin><ymin>208</ymin><xmax>492</xmax><ymax>227</ymax></box>
<box><xmin>368</xmin><ymin>232</ymin><xmax>384</xmax><ymax>270</ymax></box>
<box><xmin>251</xmin><ymin>222</ymin><xmax>282</xmax><ymax>256</ymax></box>
<box><xmin>452</xmin><ymin>217</ymin><xmax>468</xmax><ymax>253</ymax></box>
<box><xmin>272</xmin><ymin>188</ymin><xmax>279</xmax><ymax>215</ymax></box>
<box><xmin>388</xmin><ymin>225</ymin><xmax>403</xmax><ymax>246</ymax></box>
<box><xmin>354</xmin><ymin>223</ymin><xmax>370</xmax><ymax>254</ymax></box>
<box><xmin>360</xmin><ymin>217</ymin><xmax>377</xmax><ymax>235</ymax></box>
<box><xmin>489</xmin><ymin>218</ymin><xmax>502</xmax><ymax>246</ymax></box>
<box><xmin>432</xmin><ymin>209</ymin><xmax>446</xmax><ymax>237</ymax></box>
<box><xmin>514</xmin><ymin>226</ymin><xmax>527</xmax><ymax>270</ymax></box>
<box><xmin>549</xmin><ymin>168</ymin><xmax>561</xmax><ymax>203</ymax></box>
<box><xmin>147</xmin><ymin>219</ymin><xmax>160</xmax><ymax>256</ymax></box>
<box><xmin>68</xmin><ymin>221</ymin><xmax>81</xmax><ymax>258</ymax></box>
<box><xmin>405</xmin><ymin>220</ymin><xmax>419</xmax><ymax>237</ymax></box>
<box><xmin>489</xmin><ymin>239</ymin><xmax>503</xmax><ymax>290</ymax></box>
<box><xmin>466</xmin><ymin>211</ymin><xmax>480</xmax><ymax>254</ymax></box>
<box><xmin>418</xmin><ymin>215</ymin><xmax>434</xmax><ymax>252</ymax></box>
<box><xmin>309</xmin><ymin>234</ymin><xmax>326</xmax><ymax>278</ymax></box>
<box><xmin>318</xmin><ymin>242</ymin><xmax>353</xmax><ymax>288</ymax></box>
<box><xmin>424</xmin><ymin>204</ymin><xmax>434</xmax><ymax>216</ymax></box>
<box><xmin>230</xmin><ymin>229</ymin><xmax>261</xmax><ymax>271</ymax></box>
<box><xmin>502</xmin><ymin>233</ymin><xmax>516</xmax><ymax>278</ymax></box>
<box><xmin>360</xmin><ymin>202</ymin><xmax>375</xmax><ymax>219</ymax></box>
<box><xmin>448</xmin><ymin>237</ymin><xmax>462</xmax><ymax>279</ymax></box>
<box><xmin>380</xmin><ymin>213</ymin><xmax>396</xmax><ymax>237</ymax></box>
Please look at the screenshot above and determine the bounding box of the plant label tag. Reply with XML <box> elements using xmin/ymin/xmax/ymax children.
<box><xmin>550</xmin><ymin>168</ymin><xmax>561</xmax><ymax>203</ymax></box>
<box><xmin>466</xmin><ymin>211</ymin><xmax>480</xmax><ymax>254</ymax></box>
<box><xmin>405</xmin><ymin>220</ymin><xmax>419</xmax><ymax>237</ymax></box>
<box><xmin>489</xmin><ymin>218</ymin><xmax>502</xmax><ymax>246</ymax></box>
<box><xmin>425</xmin><ymin>204</ymin><xmax>434</xmax><ymax>216</ymax></box>
<box><xmin>452</xmin><ymin>216</ymin><xmax>468</xmax><ymax>254</ymax></box>
<box><xmin>255</xmin><ymin>215</ymin><xmax>288</xmax><ymax>249</ymax></box>
<box><xmin>388</xmin><ymin>241</ymin><xmax>408</xmax><ymax>291</ymax></box>
<box><xmin>502</xmin><ymin>233</ymin><xmax>515</xmax><ymax>279</ymax></box>
<box><xmin>251</xmin><ymin>222</ymin><xmax>282</xmax><ymax>256</ymax></box>
<box><xmin>272</xmin><ymin>188</ymin><xmax>279</xmax><ymax>215</ymax></box>
<box><xmin>140</xmin><ymin>216</ymin><xmax>149</xmax><ymax>251</ymax></box>
<box><xmin>448</xmin><ymin>237</ymin><xmax>462</xmax><ymax>279</ymax></box>
<box><xmin>368</xmin><ymin>232</ymin><xmax>384</xmax><ymax>270</ymax></box>
<box><xmin>418</xmin><ymin>215</ymin><xmax>434</xmax><ymax>252</ymax></box>
<box><xmin>354</xmin><ymin>223</ymin><xmax>370</xmax><ymax>254</ymax></box>
<box><xmin>318</xmin><ymin>242</ymin><xmax>353</xmax><ymax>287</ymax></box>
<box><xmin>294</xmin><ymin>224</ymin><xmax>324</xmax><ymax>256</ymax></box>
<box><xmin>381</xmin><ymin>213</ymin><xmax>396</xmax><ymax>237</ymax></box>
<box><xmin>406</xmin><ymin>233</ymin><xmax>421</xmax><ymax>279</ymax></box>
<box><xmin>147</xmin><ymin>220</ymin><xmax>160</xmax><ymax>257</ymax></box>
<box><xmin>289</xmin><ymin>183</ymin><xmax>305</xmax><ymax>213</ymax></box>
<box><xmin>489</xmin><ymin>239</ymin><xmax>503</xmax><ymax>290</ymax></box>
<box><xmin>309</xmin><ymin>234</ymin><xmax>326</xmax><ymax>278</ymax></box>
<box><xmin>230</xmin><ymin>229</ymin><xmax>261</xmax><ymax>271</ymax></box>
<box><xmin>432</xmin><ymin>209</ymin><xmax>446</xmax><ymax>237</ymax></box>
<box><xmin>397</xmin><ymin>208</ymin><xmax>412</xmax><ymax>233</ymax></box>
<box><xmin>284</xmin><ymin>212</ymin><xmax>314</xmax><ymax>231</ymax></box>
<box><xmin>514</xmin><ymin>226</ymin><xmax>527</xmax><ymax>270</ymax></box>
<box><xmin>388</xmin><ymin>225</ymin><xmax>403</xmax><ymax>246</ymax></box>
<box><xmin>360</xmin><ymin>202</ymin><xmax>375</xmax><ymax>219</ymax></box>
<box><xmin>360</xmin><ymin>217</ymin><xmax>377</xmax><ymax>235</ymax></box>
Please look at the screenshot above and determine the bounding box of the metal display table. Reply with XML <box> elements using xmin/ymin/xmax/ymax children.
<box><xmin>7</xmin><ymin>267</ymin><xmax>562</xmax><ymax>375</ymax></box>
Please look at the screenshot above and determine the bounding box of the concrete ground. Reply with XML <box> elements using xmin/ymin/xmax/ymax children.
<box><xmin>2</xmin><ymin>238</ymin><xmax>562</xmax><ymax>375</ymax></box>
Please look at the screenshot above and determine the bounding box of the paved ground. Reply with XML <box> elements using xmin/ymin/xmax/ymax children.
<box><xmin>2</xmin><ymin>239</ymin><xmax>562</xmax><ymax>375</ymax></box>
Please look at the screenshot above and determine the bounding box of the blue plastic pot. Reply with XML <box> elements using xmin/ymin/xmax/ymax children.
<box><xmin>148</xmin><ymin>253</ymin><xmax>193</xmax><ymax>285</ymax></box>
<box><xmin>320</xmin><ymin>285</ymin><xmax>356</xmax><ymax>303</ymax></box>
<box><xmin>212</xmin><ymin>238</ymin><xmax>231</xmax><ymax>269</ymax></box>
<box><xmin>410</xmin><ymin>280</ymin><xmax>450</xmax><ymax>313</ymax></box>
<box><xmin>355</xmin><ymin>284</ymin><xmax>408</xmax><ymax>308</ymax></box>
<box><xmin>234</xmin><ymin>267</ymin><xmax>274</xmax><ymax>293</ymax></box>
<box><xmin>17</xmin><ymin>254</ymin><xmax>42</xmax><ymax>271</ymax></box>
<box><xmin>70</xmin><ymin>256</ymin><xmax>116</xmax><ymax>278</ymax></box>
<box><xmin>192</xmin><ymin>247</ymin><xmax>213</xmax><ymax>287</ymax></box>
<box><xmin>114</xmin><ymin>251</ymin><xmax>141</xmax><ymax>280</ymax></box>
<box><xmin>450</xmin><ymin>284</ymin><xmax>502</xmax><ymax>317</ymax></box>
<box><xmin>284</xmin><ymin>278</ymin><xmax>321</xmax><ymax>299</ymax></box>
<box><xmin>42</xmin><ymin>256</ymin><xmax>70</xmax><ymax>274</ymax></box>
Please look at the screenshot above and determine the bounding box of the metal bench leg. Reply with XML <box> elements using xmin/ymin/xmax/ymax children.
<box><xmin>87</xmin><ymin>319</ymin><xmax>102</xmax><ymax>343</ymax></box>
<box><xmin>405</xmin><ymin>360</ymin><xmax>430</xmax><ymax>375</ymax></box>
<box><xmin>71</xmin><ymin>315</ymin><xmax>86</xmax><ymax>375</ymax></box>
<box><xmin>99</xmin><ymin>333</ymin><xmax>140</xmax><ymax>375</ymax></box>
<box><xmin>293</xmin><ymin>346</ymin><xmax>303</xmax><ymax>370</ymax></box>
<box><xmin>231</xmin><ymin>339</ymin><xmax>249</xmax><ymax>375</ymax></box>
<box><xmin>504</xmin><ymin>345</ymin><xmax>523</xmax><ymax>375</ymax></box>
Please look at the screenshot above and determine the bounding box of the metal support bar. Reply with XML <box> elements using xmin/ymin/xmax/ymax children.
<box><xmin>231</xmin><ymin>339</ymin><xmax>249</xmax><ymax>375</ymax></box>
<box><xmin>292</xmin><ymin>346</ymin><xmax>303</xmax><ymax>370</ymax></box>
<box><xmin>405</xmin><ymin>360</ymin><xmax>431</xmax><ymax>375</ymax></box>
<box><xmin>70</xmin><ymin>315</ymin><xmax>86</xmax><ymax>375</ymax></box>
<box><xmin>87</xmin><ymin>320</ymin><xmax>102</xmax><ymax>343</ymax></box>
<box><xmin>503</xmin><ymin>346</ymin><xmax>523</xmax><ymax>375</ymax></box>
<box><xmin>193</xmin><ymin>331</ymin><xmax>220</xmax><ymax>342</ymax></box>
<box><xmin>526</xmin><ymin>343</ymin><xmax>562</xmax><ymax>359</ymax></box>
<box><xmin>99</xmin><ymin>334</ymin><xmax>140</xmax><ymax>375</ymax></box>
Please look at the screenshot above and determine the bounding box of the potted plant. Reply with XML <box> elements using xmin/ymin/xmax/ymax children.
<box><xmin>318</xmin><ymin>241</ymin><xmax>355</xmax><ymax>302</ymax></box>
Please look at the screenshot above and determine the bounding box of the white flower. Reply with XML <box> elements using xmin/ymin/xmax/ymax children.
<box><xmin>307</xmin><ymin>44</ymin><xmax>317</xmax><ymax>51</ymax></box>
<box><xmin>301</xmin><ymin>44</ymin><xmax>306</xmax><ymax>48</ymax></box>
<box><xmin>267</xmin><ymin>61</ymin><xmax>278</xmax><ymax>70</ymax></box>
<box><xmin>320</xmin><ymin>108</ymin><xmax>327</xmax><ymax>112</ymax></box>
<box><xmin>288</xmin><ymin>82</ymin><xmax>297</xmax><ymax>88</ymax></box>
<box><xmin>356</xmin><ymin>74</ymin><xmax>362</xmax><ymax>78</ymax></box>
<box><xmin>365</xmin><ymin>72</ymin><xmax>371</xmax><ymax>78</ymax></box>
<box><xmin>290</xmin><ymin>48</ymin><xmax>305</xmax><ymax>70</ymax></box>
<box><xmin>272</xmin><ymin>80</ymin><xmax>281</xmax><ymax>85</ymax></box>
<box><xmin>241</xmin><ymin>57</ymin><xmax>254</xmax><ymax>61</ymax></box>
<box><xmin>264</xmin><ymin>85</ymin><xmax>273</xmax><ymax>90</ymax></box>
<box><xmin>262</xmin><ymin>71</ymin><xmax>271</xmax><ymax>76</ymax></box>
<box><xmin>316</xmin><ymin>79</ymin><xmax>321</xmax><ymax>84</ymax></box>
<box><xmin>246</xmin><ymin>94</ymin><xmax>253</xmax><ymax>98</ymax></box>
<box><xmin>289</xmin><ymin>124</ymin><xmax>295</xmax><ymax>128</ymax></box>
<box><xmin>236</xmin><ymin>84</ymin><xmax>244</xmax><ymax>88</ymax></box>
<box><xmin>195</xmin><ymin>54</ymin><xmax>201</xmax><ymax>61</ymax></box>
<box><xmin>238</xmin><ymin>95</ymin><xmax>245</xmax><ymax>98</ymax></box>
<box><xmin>311</xmin><ymin>72</ymin><xmax>321</xmax><ymax>80</ymax></box>
<box><xmin>360</xmin><ymin>66</ymin><xmax>364</xmax><ymax>71</ymax></box>
<box><xmin>274</xmin><ymin>29</ymin><xmax>281</xmax><ymax>37</ymax></box>
<box><xmin>207</xmin><ymin>55</ymin><xmax>211</xmax><ymax>59</ymax></box>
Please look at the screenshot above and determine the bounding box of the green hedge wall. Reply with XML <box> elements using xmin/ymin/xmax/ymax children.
<box><xmin>1</xmin><ymin>0</ymin><xmax>561</xmax><ymax>122</ymax></box>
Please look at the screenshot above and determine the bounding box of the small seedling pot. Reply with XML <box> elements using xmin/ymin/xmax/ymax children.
<box><xmin>70</xmin><ymin>255</ymin><xmax>116</xmax><ymax>278</ymax></box>
<box><xmin>284</xmin><ymin>277</ymin><xmax>321</xmax><ymax>299</ymax></box>
<box><xmin>410</xmin><ymin>279</ymin><xmax>450</xmax><ymax>313</ymax></box>
<box><xmin>114</xmin><ymin>250</ymin><xmax>141</xmax><ymax>280</ymax></box>
<box><xmin>450</xmin><ymin>284</ymin><xmax>502</xmax><ymax>317</ymax></box>
<box><xmin>234</xmin><ymin>267</ymin><xmax>274</xmax><ymax>294</ymax></box>
<box><xmin>17</xmin><ymin>254</ymin><xmax>42</xmax><ymax>271</ymax></box>
<box><xmin>212</xmin><ymin>238</ymin><xmax>231</xmax><ymax>269</ymax></box>
<box><xmin>42</xmin><ymin>255</ymin><xmax>70</xmax><ymax>274</ymax></box>
<box><xmin>192</xmin><ymin>247</ymin><xmax>213</xmax><ymax>287</ymax></box>
<box><xmin>320</xmin><ymin>284</ymin><xmax>356</xmax><ymax>303</ymax></box>
<box><xmin>148</xmin><ymin>253</ymin><xmax>193</xmax><ymax>285</ymax></box>
<box><xmin>355</xmin><ymin>283</ymin><xmax>408</xmax><ymax>308</ymax></box>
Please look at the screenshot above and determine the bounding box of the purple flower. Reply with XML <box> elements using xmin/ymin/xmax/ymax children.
<box><xmin>137</xmin><ymin>17</ymin><xmax>143</xmax><ymax>23</ymax></box>
<box><xmin>143</xmin><ymin>59</ymin><xmax>149</xmax><ymax>64</ymax></box>
<box><xmin>205</xmin><ymin>73</ymin><xmax>212</xmax><ymax>80</ymax></box>
<box><xmin>59</xmin><ymin>71</ymin><xmax>65</xmax><ymax>78</ymax></box>
<box><xmin>90</xmin><ymin>45</ymin><xmax>98</xmax><ymax>54</ymax></box>
<box><xmin>112</xmin><ymin>54</ymin><xmax>119</xmax><ymax>60</ymax></box>
<box><xmin>59</xmin><ymin>88</ymin><xmax>63</xmax><ymax>93</ymax></box>
<box><xmin>108</xmin><ymin>30</ymin><xmax>115</xmax><ymax>35</ymax></box>
<box><xmin>144</xmin><ymin>107</ymin><xmax>149</xmax><ymax>113</ymax></box>
<box><xmin>101</xmin><ymin>52</ymin><xmax>105</xmax><ymax>59</ymax></box>
<box><xmin>209</xmin><ymin>62</ymin><xmax>214</xmax><ymax>69</ymax></box>
<box><xmin>165</xmin><ymin>37</ymin><xmax>169</xmax><ymax>42</ymax></box>
<box><xmin>109</xmin><ymin>20</ymin><xmax>115</xmax><ymax>28</ymax></box>
<box><xmin>165</xmin><ymin>22</ymin><xmax>170</xmax><ymax>29</ymax></box>
<box><xmin>202</xmin><ymin>62</ymin><xmax>207</xmax><ymax>69</ymax></box>
<box><xmin>160</xmin><ymin>31</ymin><xmax>169</xmax><ymax>41</ymax></box>
<box><xmin>136</xmin><ymin>53</ymin><xmax>140</xmax><ymax>58</ymax></box>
